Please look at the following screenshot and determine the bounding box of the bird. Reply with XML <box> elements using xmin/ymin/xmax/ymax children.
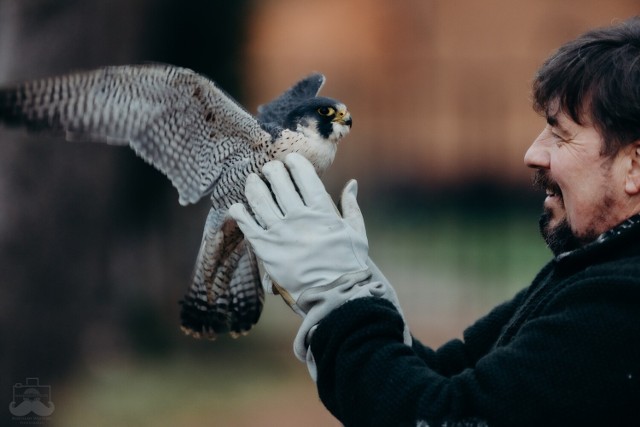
<box><xmin>0</xmin><ymin>63</ymin><xmax>352</xmax><ymax>339</ymax></box>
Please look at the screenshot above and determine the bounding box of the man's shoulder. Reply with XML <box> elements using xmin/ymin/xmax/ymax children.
<box><xmin>580</xmin><ymin>252</ymin><xmax>640</xmax><ymax>280</ymax></box>
<box><xmin>549</xmin><ymin>253</ymin><xmax>640</xmax><ymax>309</ymax></box>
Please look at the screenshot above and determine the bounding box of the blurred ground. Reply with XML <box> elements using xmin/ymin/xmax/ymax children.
<box><xmin>53</xmin><ymin>347</ymin><xmax>341</xmax><ymax>427</ymax></box>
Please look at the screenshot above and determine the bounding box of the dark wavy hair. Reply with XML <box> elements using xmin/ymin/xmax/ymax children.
<box><xmin>533</xmin><ymin>16</ymin><xmax>640</xmax><ymax>156</ymax></box>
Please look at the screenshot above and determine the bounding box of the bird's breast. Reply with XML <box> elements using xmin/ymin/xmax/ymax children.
<box><xmin>270</xmin><ymin>129</ymin><xmax>337</xmax><ymax>174</ymax></box>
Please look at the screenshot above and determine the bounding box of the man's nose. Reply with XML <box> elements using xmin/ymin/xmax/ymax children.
<box><xmin>524</xmin><ymin>131</ymin><xmax>550</xmax><ymax>169</ymax></box>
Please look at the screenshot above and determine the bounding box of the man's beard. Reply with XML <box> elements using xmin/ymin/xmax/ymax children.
<box><xmin>534</xmin><ymin>170</ymin><xmax>598</xmax><ymax>256</ymax></box>
<box><xmin>538</xmin><ymin>211</ymin><xmax>584</xmax><ymax>256</ymax></box>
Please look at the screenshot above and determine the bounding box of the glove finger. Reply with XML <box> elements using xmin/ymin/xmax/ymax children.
<box><xmin>340</xmin><ymin>179</ymin><xmax>366</xmax><ymax>236</ymax></box>
<box><xmin>262</xmin><ymin>160</ymin><xmax>305</xmax><ymax>215</ymax></box>
<box><xmin>228</xmin><ymin>203</ymin><xmax>263</xmax><ymax>239</ymax></box>
<box><xmin>284</xmin><ymin>153</ymin><xmax>334</xmax><ymax>210</ymax></box>
<box><xmin>244</xmin><ymin>173</ymin><xmax>284</xmax><ymax>229</ymax></box>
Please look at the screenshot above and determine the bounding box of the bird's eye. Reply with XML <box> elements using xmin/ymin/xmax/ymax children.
<box><xmin>317</xmin><ymin>106</ymin><xmax>335</xmax><ymax>116</ymax></box>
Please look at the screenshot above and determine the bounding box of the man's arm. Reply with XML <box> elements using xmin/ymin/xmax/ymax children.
<box><xmin>310</xmin><ymin>280</ymin><xmax>640</xmax><ymax>427</ymax></box>
<box><xmin>410</xmin><ymin>286</ymin><xmax>529</xmax><ymax>376</ymax></box>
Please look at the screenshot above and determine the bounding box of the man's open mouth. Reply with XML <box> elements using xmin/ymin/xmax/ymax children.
<box><xmin>534</xmin><ymin>171</ymin><xmax>562</xmax><ymax>200</ymax></box>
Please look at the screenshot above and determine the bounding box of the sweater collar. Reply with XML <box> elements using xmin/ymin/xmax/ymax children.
<box><xmin>554</xmin><ymin>213</ymin><xmax>640</xmax><ymax>266</ymax></box>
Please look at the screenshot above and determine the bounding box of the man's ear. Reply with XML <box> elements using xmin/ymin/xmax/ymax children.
<box><xmin>625</xmin><ymin>141</ymin><xmax>640</xmax><ymax>195</ymax></box>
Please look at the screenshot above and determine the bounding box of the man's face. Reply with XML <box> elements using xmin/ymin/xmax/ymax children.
<box><xmin>524</xmin><ymin>105</ymin><xmax>632</xmax><ymax>255</ymax></box>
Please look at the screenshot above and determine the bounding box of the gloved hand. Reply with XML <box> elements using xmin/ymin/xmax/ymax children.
<box><xmin>294</xmin><ymin>176</ymin><xmax>413</xmax><ymax>379</ymax></box>
<box><xmin>229</xmin><ymin>153</ymin><xmax>372</xmax><ymax>317</ymax></box>
<box><xmin>229</xmin><ymin>153</ymin><xmax>411</xmax><ymax>370</ymax></box>
<box><xmin>332</xmin><ymin>170</ymin><xmax>412</xmax><ymax>346</ymax></box>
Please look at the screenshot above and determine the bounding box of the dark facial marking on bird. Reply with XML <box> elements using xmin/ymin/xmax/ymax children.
<box><xmin>283</xmin><ymin>96</ymin><xmax>350</xmax><ymax>140</ymax></box>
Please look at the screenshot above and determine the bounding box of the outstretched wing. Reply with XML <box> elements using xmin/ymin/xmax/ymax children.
<box><xmin>256</xmin><ymin>73</ymin><xmax>325</xmax><ymax>126</ymax></box>
<box><xmin>0</xmin><ymin>64</ymin><xmax>272</xmax><ymax>205</ymax></box>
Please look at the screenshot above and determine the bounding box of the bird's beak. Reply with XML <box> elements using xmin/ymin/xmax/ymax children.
<box><xmin>333</xmin><ymin>108</ymin><xmax>353</xmax><ymax>128</ymax></box>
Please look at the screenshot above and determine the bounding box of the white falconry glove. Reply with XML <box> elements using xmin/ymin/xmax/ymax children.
<box><xmin>229</xmin><ymin>153</ymin><xmax>411</xmax><ymax>369</ymax></box>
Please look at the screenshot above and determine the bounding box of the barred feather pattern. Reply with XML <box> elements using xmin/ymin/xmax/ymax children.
<box><xmin>0</xmin><ymin>64</ymin><xmax>339</xmax><ymax>339</ymax></box>
<box><xmin>180</xmin><ymin>208</ymin><xmax>264</xmax><ymax>338</ymax></box>
<box><xmin>0</xmin><ymin>64</ymin><xmax>272</xmax><ymax>207</ymax></box>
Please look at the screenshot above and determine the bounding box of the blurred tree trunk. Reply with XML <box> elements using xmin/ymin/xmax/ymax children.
<box><xmin>0</xmin><ymin>0</ymin><xmax>248</xmax><ymax>415</ymax></box>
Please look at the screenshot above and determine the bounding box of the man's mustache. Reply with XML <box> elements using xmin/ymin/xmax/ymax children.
<box><xmin>533</xmin><ymin>170</ymin><xmax>561</xmax><ymax>194</ymax></box>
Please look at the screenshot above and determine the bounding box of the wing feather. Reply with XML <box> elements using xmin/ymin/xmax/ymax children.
<box><xmin>180</xmin><ymin>208</ymin><xmax>263</xmax><ymax>338</ymax></box>
<box><xmin>0</xmin><ymin>64</ymin><xmax>273</xmax><ymax>205</ymax></box>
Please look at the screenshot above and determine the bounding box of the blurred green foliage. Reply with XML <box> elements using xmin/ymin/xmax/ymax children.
<box><xmin>366</xmin><ymin>185</ymin><xmax>551</xmax><ymax>293</ymax></box>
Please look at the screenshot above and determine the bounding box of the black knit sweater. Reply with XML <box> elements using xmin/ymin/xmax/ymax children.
<box><xmin>310</xmin><ymin>216</ymin><xmax>640</xmax><ymax>427</ymax></box>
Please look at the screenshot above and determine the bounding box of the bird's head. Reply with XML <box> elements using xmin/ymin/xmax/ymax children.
<box><xmin>284</xmin><ymin>97</ymin><xmax>352</xmax><ymax>143</ymax></box>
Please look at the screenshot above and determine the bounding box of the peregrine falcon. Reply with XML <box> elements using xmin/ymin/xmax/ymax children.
<box><xmin>0</xmin><ymin>64</ymin><xmax>352</xmax><ymax>339</ymax></box>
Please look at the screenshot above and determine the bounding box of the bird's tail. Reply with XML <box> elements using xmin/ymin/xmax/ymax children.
<box><xmin>180</xmin><ymin>207</ymin><xmax>264</xmax><ymax>339</ymax></box>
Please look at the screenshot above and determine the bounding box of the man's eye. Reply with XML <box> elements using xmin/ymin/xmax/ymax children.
<box><xmin>551</xmin><ymin>131</ymin><xmax>566</xmax><ymax>144</ymax></box>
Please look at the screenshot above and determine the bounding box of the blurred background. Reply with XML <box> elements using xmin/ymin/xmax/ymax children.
<box><xmin>0</xmin><ymin>1</ymin><xmax>638</xmax><ymax>426</ymax></box>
